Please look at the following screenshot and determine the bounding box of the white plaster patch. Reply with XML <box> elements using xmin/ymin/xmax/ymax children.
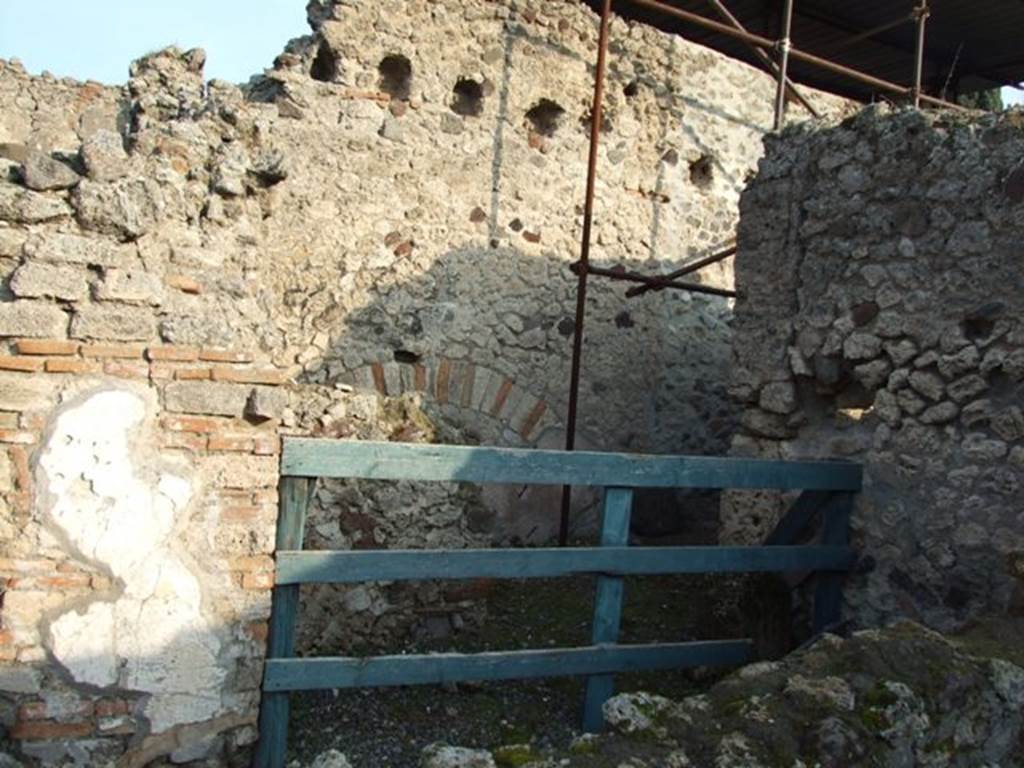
<box><xmin>40</xmin><ymin>389</ymin><xmax>225</xmax><ymax>733</ymax></box>
<box><xmin>48</xmin><ymin>602</ymin><xmax>117</xmax><ymax>687</ymax></box>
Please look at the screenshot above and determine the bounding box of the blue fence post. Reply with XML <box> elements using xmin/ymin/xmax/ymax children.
<box><xmin>813</xmin><ymin>491</ymin><xmax>854</xmax><ymax>633</ymax></box>
<box><xmin>254</xmin><ymin>476</ymin><xmax>311</xmax><ymax>768</ymax></box>
<box><xmin>582</xmin><ymin>486</ymin><xmax>633</xmax><ymax>732</ymax></box>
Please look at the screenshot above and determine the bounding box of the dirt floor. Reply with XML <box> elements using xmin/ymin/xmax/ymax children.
<box><xmin>287</xmin><ymin>571</ymin><xmax>748</xmax><ymax>767</ymax></box>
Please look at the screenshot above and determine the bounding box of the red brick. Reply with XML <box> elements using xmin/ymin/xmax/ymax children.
<box><xmin>91</xmin><ymin>575</ymin><xmax>113</xmax><ymax>590</ymax></box>
<box><xmin>246</xmin><ymin>621</ymin><xmax>269</xmax><ymax>643</ymax></box>
<box><xmin>147</xmin><ymin>345</ymin><xmax>199</xmax><ymax>362</ymax></box>
<box><xmin>164</xmin><ymin>275</ymin><xmax>202</xmax><ymax>294</ymax></box>
<box><xmin>220</xmin><ymin>506</ymin><xmax>261</xmax><ymax>523</ymax></box>
<box><xmin>210</xmin><ymin>367</ymin><xmax>287</xmax><ymax>385</ymax></box>
<box><xmin>104</xmin><ymin>361</ymin><xmax>149</xmax><ymax>379</ymax></box>
<box><xmin>436</xmin><ymin>359</ymin><xmax>452</xmax><ymax>403</ymax></box>
<box><xmin>12</xmin><ymin>720</ymin><xmax>93</xmax><ymax>740</ymax></box>
<box><xmin>174</xmin><ymin>367</ymin><xmax>212</xmax><ymax>381</ymax></box>
<box><xmin>81</xmin><ymin>343</ymin><xmax>145</xmax><ymax>359</ymax></box>
<box><xmin>0</xmin><ymin>356</ymin><xmax>44</xmax><ymax>372</ymax></box>
<box><xmin>162</xmin><ymin>415</ymin><xmax>226</xmax><ymax>433</ymax></box>
<box><xmin>252</xmin><ymin>436</ymin><xmax>280</xmax><ymax>456</ymax></box>
<box><xmin>39</xmin><ymin>574</ymin><xmax>92</xmax><ymax>589</ymax></box>
<box><xmin>241</xmin><ymin>572</ymin><xmax>275</xmax><ymax>590</ymax></box>
<box><xmin>490</xmin><ymin>378</ymin><xmax>514</xmax><ymax>417</ymax></box>
<box><xmin>44</xmin><ymin>359</ymin><xmax>101</xmax><ymax>374</ymax></box>
<box><xmin>160</xmin><ymin>433</ymin><xmax>207</xmax><ymax>452</ymax></box>
<box><xmin>0</xmin><ymin>629</ymin><xmax>14</xmax><ymax>646</ymax></box>
<box><xmin>10</xmin><ymin>448</ymin><xmax>30</xmax><ymax>493</ymax></box>
<box><xmin>370</xmin><ymin>362</ymin><xmax>386</xmax><ymax>394</ymax></box>
<box><xmin>208</xmin><ymin>435</ymin><xmax>255</xmax><ymax>453</ymax></box>
<box><xmin>148</xmin><ymin>363</ymin><xmax>175</xmax><ymax>381</ymax></box>
<box><xmin>199</xmin><ymin>349</ymin><xmax>253</xmax><ymax>363</ymax></box>
<box><xmin>414</xmin><ymin>364</ymin><xmax>427</xmax><ymax>391</ymax></box>
<box><xmin>232</xmin><ymin>555</ymin><xmax>274</xmax><ymax>572</ymax></box>
<box><xmin>14</xmin><ymin>339</ymin><xmax>78</xmax><ymax>356</ymax></box>
<box><xmin>0</xmin><ymin>430</ymin><xmax>35</xmax><ymax>445</ymax></box>
<box><xmin>19</xmin><ymin>412</ymin><xmax>46</xmax><ymax>431</ymax></box>
<box><xmin>519</xmin><ymin>401</ymin><xmax>547</xmax><ymax>440</ymax></box>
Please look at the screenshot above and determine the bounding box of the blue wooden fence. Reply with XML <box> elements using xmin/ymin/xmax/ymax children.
<box><xmin>254</xmin><ymin>439</ymin><xmax>861</xmax><ymax>767</ymax></box>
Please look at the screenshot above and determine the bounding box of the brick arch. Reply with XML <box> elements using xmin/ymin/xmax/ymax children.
<box><xmin>341</xmin><ymin>356</ymin><xmax>560</xmax><ymax>444</ymax></box>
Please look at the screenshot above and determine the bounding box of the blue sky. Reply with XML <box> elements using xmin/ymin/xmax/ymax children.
<box><xmin>0</xmin><ymin>0</ymin><xmax>310</xmax><ymax>85</ymax></box>
<box><xmin>1</xmin><ymin>1</ymin><xmax>1022</xmax><ymax>104</ymax></box>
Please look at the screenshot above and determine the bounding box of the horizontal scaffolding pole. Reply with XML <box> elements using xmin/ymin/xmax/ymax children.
<box><xmin>571</xmin><ymin>261</ymin><xmax>737</xmax><ymax>299</ymax></box>
<box><xmin>623</xmin><ymin>0</ymin><xmax>968</xmax><ymax>112</ymax></box>
<box><xmin>626</xmin><ymin>245</ymin><xmax>737</xmax><ymax>298</ymax></box>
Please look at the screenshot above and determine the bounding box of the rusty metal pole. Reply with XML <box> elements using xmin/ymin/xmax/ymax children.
<box><xmin>623</xmin><ymin>0</ymin><xmax>968</xmax><ymax>112</ymax></box>
<box><xmin>560</xmin><ymin>0</ymin><xmax>613</xmax><ymax>547</ymax></box>
<box><xmin>704</xmin><ymin>0</ymin><xmax>818</xmax><ymax>118</ymax></box>
<box><xmin>912</xmin><ymin>1</ymin><xmax>930</xmax><ymax>108</ymax></box>
<box><xmin>773</xmin><ymin>0</ymin><xmax>795</xmax><ymax>131</ymax></box>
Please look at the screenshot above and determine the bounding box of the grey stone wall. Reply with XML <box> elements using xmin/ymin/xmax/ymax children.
<box><xmin>723</xmin><ymin>107</ymin><xmax>1024</xmax><ymax>633</ymax></box>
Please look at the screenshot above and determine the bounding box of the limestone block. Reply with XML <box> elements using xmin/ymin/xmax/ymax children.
<box><xmin>165</xmin><ymin>381</ymin><xmax>250</xmax><ymax>416</ymax></box>
<box><xmin>245</xmin><ymin>386</ymin><xmax>287</xmax><ymax>421</ymax></box>
<box><xmin>0</xmin><ymin>372</ymin><xmax>57</xmax><ymax>411</ymax></box>
<box><xmin>21</xmin><ymin>151</ymin><xmax>80</xmax><ymax>191</ymax></box>
<box><xmin>72</xmin><ymin>177</ymin><xmax>168</xmax><ymax>238</ymax></box>
<box><xmin>70</xmin><ymin>304</ymin><xmax>155</xmax><ymax>341</ymax></box>
<box><xmin>9</xmin><ymin>262</ymin><xmax>89</xmax><ymax>301</ymax></box>
<box><xmin>94</xmin><ymin>268</ymin><xmax>163</xmax><ymax>305</ymax></box>
<box><xmin>23</xmin><ymin>231</ymin><xmax>136</xmax><ymax>267</ymax></box>
<box><xmin>79</xmin><ymin>129</ymin><xmax>128</xmax><ymax>182</ymax></box>
<box><xmin>0</xmin><ymin>301</ymin><xmax>68</xmax><ymax>338</ymax></box>
<box><xmin>0</xmin><ymin>184</ymin><xmax>72</xmax><ymax>223</ymax></box>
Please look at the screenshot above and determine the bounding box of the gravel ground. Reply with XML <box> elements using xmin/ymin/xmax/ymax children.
<box><xmin>286</xmin><ymin>572</ymin><xmax>746</xmax><ymax>767</ymax></box>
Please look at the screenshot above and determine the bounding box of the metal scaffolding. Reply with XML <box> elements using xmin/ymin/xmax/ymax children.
<box><xmin>557</xmin><ymin>0</ymin><xmax>956</xmax><ymax>545</ymax></box>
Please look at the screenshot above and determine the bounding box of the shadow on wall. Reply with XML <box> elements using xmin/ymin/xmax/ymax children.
<box><xmin>287</xmin><ymin>22</ymin><xmax>739</xmax><ymax>546</ymax></box>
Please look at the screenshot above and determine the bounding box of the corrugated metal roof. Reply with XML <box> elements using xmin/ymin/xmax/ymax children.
<box><xmin>587</xmin><ymin>0</ymin><xmax>1024</xmax><ymax>103</ymax></box>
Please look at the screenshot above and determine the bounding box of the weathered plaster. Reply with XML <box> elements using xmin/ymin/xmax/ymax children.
<box><xmin>39</xmin><ymin>389</ymin><xmax>225</xmax><ymax>733</ymax></box>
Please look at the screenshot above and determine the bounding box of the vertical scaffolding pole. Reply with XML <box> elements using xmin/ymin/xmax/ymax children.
<box><xmin>912</xmin><ymin>1</ymin><xmax>930</xmax><ymax>108</ymax></box>
<box><xmin>773</xmin><ymin>0</ymin><xmax>795</xmax><ymax>131</ymax></box>
<box><xmin>560</xmin><ymin>0</ymin><xmax>613</xmax><ymax>546</ymax></box>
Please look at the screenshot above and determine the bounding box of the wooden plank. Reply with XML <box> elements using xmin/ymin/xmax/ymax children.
<box><xmin>764</xmin><ymin>490</ymin><xmax>835</xmax><ymax>545</ymax></box>
<box><xmin>254</xmin><ymin>477</ymin><xmax>310</xmax><ymax>768</ymax></box>
<box><xmin>813</xmin><ymin>492</ymin><xmax>854</xmax><ymax>633</ymax></box>
<box><xmin>583</xmin><ymin>487</ymin><xmax>633</xmax><ymax>732</ymax></box>
<box><xmin>263</xmin><ymin>640</ymin><xmax>753</xmax><ymax>692</ymax></box>
<box><xmin>280</xmin><ymin>438</ymin><xmax>862</xmax><ymax>491</ymax></box>
<box><xmin>274</xmin><ymin>545</ymin><xmax>855</xmax><ymax>584</ymax></box>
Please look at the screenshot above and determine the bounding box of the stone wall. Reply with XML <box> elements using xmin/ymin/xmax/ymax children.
<box><xmin>723</xmin><ymin>107</ymin><xmax>1024</xmax><ymax>634</ymax></box>
<box><xmin>0</xmin><ymin>0</ymin><xmax>850</xmax><ymax>764</ymax></box>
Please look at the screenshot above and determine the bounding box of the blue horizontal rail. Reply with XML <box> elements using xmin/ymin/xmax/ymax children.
<box><xmin>280</xmin><ymin>438</ymin><xmax>862</xmax><ymax>490</ymax></box>
<box><xmin>274</xmin><ymin>545</ymin><xmax>854</xmax><ymax>584</ymax></box>
<box><xmin>263</xmin><ymin>640</ymin><xmax>754</xmax><ymax>692</ymax></box>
